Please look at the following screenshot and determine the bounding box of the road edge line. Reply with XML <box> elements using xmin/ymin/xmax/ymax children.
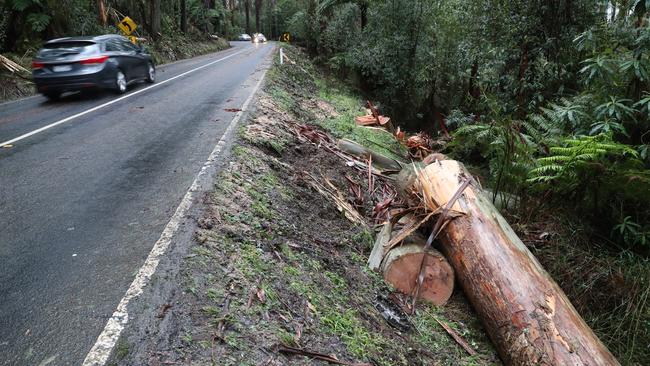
<box><xmin>0</xmin><ymin>48</ymin><xmax>247</xmax><ymax>148</ymax></box>
<box><xmin>81</xmin><ymin>51</ymin><xmax>272</xmax><ymax>366</ymax></box>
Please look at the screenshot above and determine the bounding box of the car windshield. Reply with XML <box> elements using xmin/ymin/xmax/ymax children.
<box><xmin>38</xmin><ymin>41</ymin><xmax>99</xmax><ymax>58</ymax></box>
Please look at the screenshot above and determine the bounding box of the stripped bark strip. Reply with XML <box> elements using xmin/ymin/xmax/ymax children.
<box><xmin>411</xmin><ymin>179</ymin><xmax>470</xmax><ymax>311</ymax></box>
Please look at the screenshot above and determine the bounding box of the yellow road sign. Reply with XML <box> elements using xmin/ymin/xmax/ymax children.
<box><xmin>128</xmin><ymin>36</ymin><xmax>138</xmax><ymax>44</ymax></box>
<box><xmin>118</xmin><ymin>16</ymin><xmax>137</xmax><ymax>35</ymax></box>
<box><xmin>281</xmin><ymin>32</ymin><xmax>291</xmax><ymax>42</ymax></box>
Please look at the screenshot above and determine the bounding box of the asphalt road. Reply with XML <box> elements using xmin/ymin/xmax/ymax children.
<box><xmin>0</xmin><ymin>41</ymin><xmax>275</xmax><ymax>365</ymax></box>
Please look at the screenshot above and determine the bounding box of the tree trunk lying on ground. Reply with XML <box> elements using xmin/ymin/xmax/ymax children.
<box><xmin>414</xmin><ymin>159</ymin><xmax>619</xmax><ymax>365</ymax></box>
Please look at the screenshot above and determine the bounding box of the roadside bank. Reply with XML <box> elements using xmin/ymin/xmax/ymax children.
<box><xmin>111</xmin><ymin>45</ymin><xmax>499</xmax><ymax>366</ymax></box>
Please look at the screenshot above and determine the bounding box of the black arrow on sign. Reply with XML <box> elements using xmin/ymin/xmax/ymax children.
<box><xmin>121</xmin><ymin>21</ymin><xmax>132</xmax><ymax>32</ymax></box>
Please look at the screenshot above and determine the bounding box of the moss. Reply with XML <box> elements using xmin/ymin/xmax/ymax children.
<box><xmin>320</xmin><ymin>309</ymin><xmax>384</xmax><ymax>360</ymax></box>
<box><xmin>206</xmin><ymin>288</ymin><xmax>223</xmax><ymax>302</ymax></box>
<box><xmin>115</xmin><ymin>340</ymin><xmax>130</xmax><ymax>360</ymax></box>
<box><xmin>351</xmin><ymin>229</ymin><xmax>375</xmax><ymax>251</ymax></box>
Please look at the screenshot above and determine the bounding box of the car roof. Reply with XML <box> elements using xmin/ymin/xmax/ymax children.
<box><xmin>45</xmin><ymin>34</ymin><xmax>124</xmax><ymax>44</ymax></box>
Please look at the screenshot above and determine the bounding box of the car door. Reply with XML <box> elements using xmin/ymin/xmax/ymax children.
<box><xmin>119</xmin><ymin>39</ymin><xmax>146</xmax><ymax>79</ymax></box>
<box><xmin>104</xmin><ymin>38</ymin><xmax>132</xmax><ymax>79</ymax></box>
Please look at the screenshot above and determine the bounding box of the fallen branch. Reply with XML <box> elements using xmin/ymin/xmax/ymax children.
<box><xmin>337</xmin><ymin>139</ymin><xmax>402</xmax><ymax>171</ymax></box>
<box><xmin>434</xmin><ymin>318</ymin><xmax>477</xmax><ymax>356</ymax></box>
<box><xmin>277</xmin><ymin>344</ymin><xmax>372</xmax><ymax>366</ymax></box>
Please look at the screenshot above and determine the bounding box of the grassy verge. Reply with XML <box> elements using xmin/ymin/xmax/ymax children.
<box><xmin>264</xmin><ymin>52</ymin><xmax>406</xmax><ymax>161</ymax></box>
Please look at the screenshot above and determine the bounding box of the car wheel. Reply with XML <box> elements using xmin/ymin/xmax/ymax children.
<box><xmin>115</xmin><ymin>70</ymin><xmax>127</xmax><ymax>94</ymax></box>
<box><xmin>145</xmin><ymin>63</ymin><xmax>155</xmax><ymax>83</ymax></box>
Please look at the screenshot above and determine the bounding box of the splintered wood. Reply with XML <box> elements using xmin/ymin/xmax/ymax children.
<box><xmin>0</xmin><ymin>54</ymin><xmax>29</xmax><ymax>74</ymax></box>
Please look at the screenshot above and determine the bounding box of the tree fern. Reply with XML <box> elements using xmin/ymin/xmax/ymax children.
<box><xmin>528</xmin><ymin>134</ymin><xmax>640</xmax><ymax>188</ymax></box>
<box><xmin>528</xmin><ymin>95</ymin><xmax>594</xmax><ymax>138</ymax></box>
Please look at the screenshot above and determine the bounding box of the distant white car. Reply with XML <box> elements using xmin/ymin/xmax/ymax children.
<box><xmin>238</xmin><ymin>34</ymin><xmax>252</xmax><ymax>41</ymax></box>
<box><xmin>252</xmin><ymin>33</ymin><xmax>267</xmax><ymax>43</ymax></box>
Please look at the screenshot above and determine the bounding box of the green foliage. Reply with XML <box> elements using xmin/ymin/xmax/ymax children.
<box><xmin>10</xmin><ymin>0</ymin><xmax>39</xmax><ymax>12</ymax></box>
<box><xmin>26</xmin><ymin>12</ymin><xmax>50</xmax><ymax>32</ymax></box>
<box><xmin>613</xmin><ymin>216</ymin><xmax>649</xmax><ymax>247</ymax></box>
<box><xmin>595</xmin><ymin>97</ymin><xmax>636</xmax><ymax>123</ymax></box>
<box><xmin>452</xmin><ymin>95</ymin><xmax>539</xmax><ymax>201</ymax></box>
<box><xmin>528</xmin><ymin>134</ymin><xmax>639</xmax><ymax>185</ymax></box>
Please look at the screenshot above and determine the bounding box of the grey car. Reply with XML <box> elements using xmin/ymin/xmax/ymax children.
<box><xmin>32</xmin><ymin>34</ymin><xmax>155</xmax><ymax>100</ymax></box>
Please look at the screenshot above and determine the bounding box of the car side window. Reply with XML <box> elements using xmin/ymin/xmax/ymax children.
<box><xmin>105</xmin><ymin>40</ymin><xmax>121</xmax><ymax>52</ymax></box>
<box><xmin>120</xmin><ymin>40</ymin><xmax>137</xmax><ymax>52</ymax></box>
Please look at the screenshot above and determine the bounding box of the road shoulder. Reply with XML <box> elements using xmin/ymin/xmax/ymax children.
<box><xmin>86</xmin><ymin>46</ymin><xmax>274</xmax><ymax>366</ymax></box>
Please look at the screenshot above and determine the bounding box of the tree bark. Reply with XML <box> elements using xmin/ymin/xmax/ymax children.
<box><xmin>359</xmin><ymin>2</ymin><xmax>368</xmax><ymax>29</ymax></box>
<box><xmin>180</xmin><ymin>0</ymin><xmax>187</xmax><ymax>33</ymax></box>
<box><xmin>150</xmin><ymin>0</ymin><xmax>161</xmax><ymax>39</ymax></box>
<box><xmin>245</xmin><ymin>0</ymin><xmax>251</xmax><ymax>34</ymax></box>
<box><xmin>255</xmin><ymin>0</ymin><xmax>262</xmax><ymax>32</ymax></box>
<box><xmin>97</xmin><ymin>0</ymin><xmax>107</xmax><ymax>26</ymax></box>
<box><xmin>414</xmin><ymin>160</ymin><xmax>619</xmax><ymax>365</ymax></box>
<box><xmin>230</xmin><ymin>0</ymin><xmax>236</xmax><ymax>31</ymax></box>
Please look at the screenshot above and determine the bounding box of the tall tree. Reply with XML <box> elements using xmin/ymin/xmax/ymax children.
<box><xmin>255</xmin><ymin>0</ymin><xmax>262</xmax><ymax>32</ymax></box>
<box><xmin>245</xmin><ymin>0</ymin><xmax>251</xmax><ymax>34</ymax></box>
<box><xmin>150</xmin><ymin>0</ymin><xmax>161</xmax><ymax>38</ymax></box>
<box><xmin>180</xmin><ymin>0</ymin><xmax>187</xmax><ymax>32</ymax></box>
<box><xmin>97</xmin><ymin>0</ymin><xmax>107</xmax><ymax>26</ymax></box>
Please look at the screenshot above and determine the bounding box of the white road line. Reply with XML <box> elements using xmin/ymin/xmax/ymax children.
<box><xmin>81</xmin><ymin>52</ymin><xmax>272</xmax><ymax>366</ymax></box>
<box><xmin>0</xmin><ymin>48</ymin><xmax>247</xmax><ymax>147</ymax></box>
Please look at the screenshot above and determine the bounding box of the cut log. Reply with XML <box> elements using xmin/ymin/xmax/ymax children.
<box><xmin>381</xmin><ymin>243</ymin><xmax>454</xmax><ymax>306</ymax></box>
<box><xmin>414</xmin><ymin>159</ymin><xmax>619</xmax><ymax>365</ymax></box>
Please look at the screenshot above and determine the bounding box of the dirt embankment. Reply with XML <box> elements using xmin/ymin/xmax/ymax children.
<box><xmin>113</xmin><ymin>46</ymin><xmax>500</xmax><ymax>366</ymax></box>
